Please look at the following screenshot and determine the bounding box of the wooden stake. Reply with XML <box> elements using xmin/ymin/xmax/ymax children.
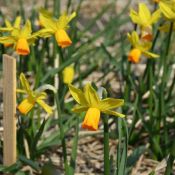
<box><xmin>3</xmin><ymin>54</ymin><xmax>16</xmax><ymax>166</ymax></box>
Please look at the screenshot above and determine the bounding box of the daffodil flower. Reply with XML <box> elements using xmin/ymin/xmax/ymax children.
<box><xmin>68</xmin><ymin>83</ymin><xmax>125</xmax><ymax>131</ymax></box>
<box><xmin>0</xmin><ymin>20</ymin><xmax>38</xmax><ymax>55</ymax></box>
<box><xmin>0</xmin><ymin>16</ymin><xmax>21</xmax><ymax>47</ymax></box>
<box><xmin>128</xmin><ymin>31</ymin><xmax>159</xmax><ymax>63</ymax></box>
<box><xmin>38</xmin><ymin>8</ymin><xmax>76</xmax><ymax>48</ymax></box>
<box><xmin>159</xmin><ymin>1</ymin><xmax>175</xmax><ymax>21</ymax></box>
<box><xmin>17</xmin><ymin>73</ymin><xmax>53</xmax><ymax>115</ymax></box>
<box><xmin>130</xmin><ymin>3</ymin><xmax>161</xmax><ymax>40</ymax></box>
<box><xmin>62</xmin><ymin>65</ymin><xmax>74</xmax><ymax>84</ymax></box>
<box><xmin>0</xmin><ymin>16</ymin><xmax>21</xmax><ymax>31</ymax></box>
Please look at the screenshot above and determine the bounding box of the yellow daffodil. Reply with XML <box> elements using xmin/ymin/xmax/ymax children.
<box><xmin>68</xmin><ymin>83</ymin><xmax>125</xmax><ymax>131</ymax></box>
<box><xmin>0</xmin><ymin>16</ymin><xmax>21</xmax><ymax>47</ymax></box>
<box><xmin>62</xmin><ymin>65</ymin><xmax>74</xmax><ymax>84</ymax></box>
<box><xmin>130</xmin><ymin>3</ymin><xmax>161</xmax><ymax>41</ymax></box>
<box><xmin>159</xmin><ymin>0</ymin><xmax>175</xmax><ymax>21</ymax></box>
<box><xmin>128</xmin><ymin>31</ymin><xmax>159</xmax><ymax>63</ymax></box>
<box><xmin>38</xmin><ymin>8</ymin><xmax>76</xmax><ymax>48</ymax></box>
<box><xmin>0</xmin><ymin>20</ymin><xmax>38</xmax><ymax>55</ymax></box>
<box><xmin>17</xmin><ymin>73</ymin><xmax>53</xmax><ymax>115</ymax></box>
<box><xmin>0</xmin><ymin>16</ymin><xmax>21</xmax><ymax>31</ymax></box>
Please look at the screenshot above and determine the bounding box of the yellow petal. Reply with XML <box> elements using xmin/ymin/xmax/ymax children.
<box><xmin>138</xmin><ymin>3</ymin><xmax>151</xmax><ymax>26</ymax></box>
<box><xmin>18</xmin><ymin>98</ymin><xmax>35</xmax><ymax>115</ymax></box>
<box><xmin>99</xmin><ymin>98</ymin><xmax>124</xmax><ymax>111</ymax></box>
<box><xmin>55</xmin><ymin>29</ymin><xmax>72</xmax><ymax>48</ymax></box>
<box><xmin>39</xmin><ymin>13</ymin><xmax>57</xmax><ymax>31</ymax></box>
<box><xmin>36</xmin><ymin>99</ymin><xmax>53</xmax><ymax>115</ymax></box>
<box><xmin>143</xmin><ymin>51</ymin><xmax>159</xmax><ymax>58</ymax></box>
<box><xmin>151</xmin><ymin>9</ymin><xmax>161</xmax><ymax>24</ymax></box>
<box><xmin>82</xmin><ymin>107</ymin><xmax>100</xmax><ymax>131</ymax></box>
<box><xmin>14</xmin><ymin>16</ymin><xmax>21</xmax><ymax>28</ymax></box>
<box><xmin>138</xmin><ymin>41</ymin><xmax>152</xmax><ymax>52</ymax></box>
<box><xmin>36</xmin><ymin>92</ymin><xmax>47</xmax><ymax>100</ymax></box>
<box><xmin>72</xmin><ymin>105</ymin><xmax>88</xmax><ymax>113</ymax></box>
<box><xmin>39</xmin><ymin>8</ymin><xmax>53</xmax><ymax>18</ymax></box>
<box><xmin>56</xmin><ymin>12</ymin><xmax>76</xmax><ymax>30</ymax></box>
<box><xmin>16</xmin><ymin>38</ymin><xmax>30</xmax><ymax>55</ymax></box>
<box><xmin>68</xmin><ymin>84</ymin><xmax>87</xmax><ymax>105</ymax></box>
<box><xmin>63</xmin><ymin>66</ymin><xmax>74</xmax><ymax>84</ymax></box>
<box><xmin>11</xmin><ymin>28</ymin><xmax>20</xmax><ymax>38</ymax></box>
<box><xmin>20</xmin><ymin>20</ymin><xmax>32</xmax><ymax>38</ymax></box>
<box><xmin>5</xmin><ymin>19</ymin><xmax>12</xmax><ymax>28</ymax></box>
<box><xmin>35</xmin><ymin>28</ymin><xmax>53</xmax><ymax>38</ymax></box>
<box><xmin>128</xmin><ymin>48</ymin><xmax>141</xmax><ymax>63</ymax></box>
<box><xmin>127</xmin><ymin>31</ymin><xmax>139</xmax><ymax>47</ymax></box>
<box><xmin>19</xmin><ymin>73</ymin><xmax>32</xmax><ymax>93</ymax></box>
<box><xmin>159</xmin><ymin>1</ymin><xmax>175</xmax><ymax>20</ymax></box>
<box><xmin>0</xmin><ymin>27</ymin><xmax>13</xmax><ymax>32</ymax></box>
<box><xmin>0</xmin><ymin>36</ymin><xmax>14</xmax><ymax>44</ymax></box>
<box><xmin>16</xmin><ymin>89</ymin><xmax>27</xmax><ymax>94</ymax></box>
<box><xmin>103</xmin><ymin>110</ymin><xmax>125</xmax><ymax>118</ymax></box>
<box><xmin>130</xmin><ymin>9</ymin><xmax>142</xmax><ymax>24</ymax></box>
<box><xmin>67</xmin><ymin>12</ymin><xmax>76</xmax><ymax>23</ymax></box>
<box><xmin>84</xmin><ymin>83</ymin><xmax>100</xmax><ymax>107</ymax></box>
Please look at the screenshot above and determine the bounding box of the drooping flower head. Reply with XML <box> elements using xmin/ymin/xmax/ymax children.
<box><xmin>0</xmin><ymin>20</ymin><xmax>38</xmax><ymax>55</ymax></box>
<box><xmin>62</xmin><ymin>65</ymin><xmax>74</xmax><ymax>84</ymax></box>
<box><xmin>128</xmin><ymin>31</ymin><xmax>159</xmax><ymax>63</ymax></box>
<box><xmin>68</xmin><ymin>83</ymin><xmax>125</xmax><ymax>131</ymax></box>
<box><xmin>130</xmin><ymin>3</ymin><xmax>161</xmax><ymax>41</ymax></box>
<box><xmin>17</xmin><ymin>73</ymin><xmax>53</xmax><ymax>115</ymax></box>
<box><xmin>38</xmin><ymin>8</ymin><xmax>76</xmax><ymax>48</ymax></box>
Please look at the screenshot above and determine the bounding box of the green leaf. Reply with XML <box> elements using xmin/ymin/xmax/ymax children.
<box><xmin>127</xmin><ymin>146</ymin><xmax>146</xmax><ymax>167</ymax></box>
<box><xmin>31</xmin><ymin>119</ymin><xmax>47</xmax><ymax>158</ymax></box>
<box><xmin>19</xmin><ymin>155</ymin><xmax>40</xmax><ymax>171</ymax></box>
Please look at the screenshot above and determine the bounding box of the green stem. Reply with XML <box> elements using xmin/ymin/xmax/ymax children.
<box><xmin>44</xmin><ymin>0</ymin><xmax>48</xmax><ymax>8</ymax></box>
<box><xmin>19</xmin><ymin>55</ymin><xmax>25</xmax><ymax>74</ymax></box>
<box><xmin>103</xmin><ymin>115</ymin><xmax>110</xmax><ymax>175</ymax></box>
<box><xmin>53</xmin><ymin>0</ymin><xmax>60</xmax><ymax>17</ymax></box>
<box><xmin>116</xmin><ymin>118</ymin><xmax>122</xmax><ymax>175</ymax></box>
<box><xmin>143</xmin><ymin>29</ymin><xmax>160</xmax><ymax>81</ymax></box>
<box><xmin>69</xmin><ymin>117</ymin><xmax>79</xmax><ymax>175</ymax></box>
<box><xmin>165</xmin><ymin>141</ymin><xmax>175</xmax><ymax>174</ymax></box>
<box><xmin>148</xmin><ymin>59</ymin><xmax>153</xmax><ymax>124</ymax></box>
<box><xmin>160</xmin><ymin>22</ymin><xmax>173</xmax><ymax>155</ymax></box>
<box><xmin>55</xmin><ymin>94</ymin><xmax>69</xmax><ymax>175</ymax></box>
<box><xmin>165</xmin><ymin>155</ymin><xmax>174</xmax><ymax>175</ymax></box>
<box><xmin>19</xmin><ymin>0</ymin><xmax>25</xmax><ymax>20</ymax></box>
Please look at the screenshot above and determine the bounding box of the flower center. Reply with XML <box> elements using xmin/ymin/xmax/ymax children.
<box><xmin>82</xmin><ymin>107</ymin><xmax>100</xmax><ymax>131</ymax></box>
<box><xmin>17</xmin><ymin>96</ymin><xmax>35</xmax><ymax>115</ymax></box>
<box><xmin>16</xmin><ymin>38</ymin><xmax>30</xmax><ymax>55</ymax></box>
<box><xmin>128</xmin><ymin>48</ymin><xmax>141</xmax><ymax>63</ymax></box>
<box><xmin>55</xmin><ymin>29</ymin><xmax>72</xmax><ymax>48</ymax></box>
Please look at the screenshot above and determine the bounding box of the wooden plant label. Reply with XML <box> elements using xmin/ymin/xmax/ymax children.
<box><xmin>3</xmin><ymin>54</ymin><xmax>16</xmax><ymax>166</ymax></box>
